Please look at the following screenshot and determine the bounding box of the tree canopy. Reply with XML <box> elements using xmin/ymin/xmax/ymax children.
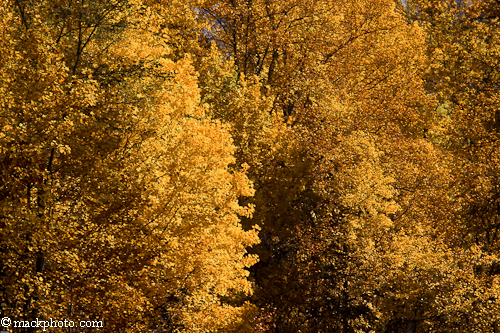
<box><xmin>1</xmin><ymin>0</ymin><xmax>500</xmax><ymax>332</ymax></box>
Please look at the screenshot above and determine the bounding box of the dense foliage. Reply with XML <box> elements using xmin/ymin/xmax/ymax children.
<box><xmin>1</xmin><ymin>0</ymin><xmax>500</xmax><ymax>332</ymax></box>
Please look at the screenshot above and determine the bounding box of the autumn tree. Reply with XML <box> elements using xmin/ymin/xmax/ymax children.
<box><xmin>405</xmin><ymin>0</ymin><xmax>500</xmax><ymax>250</ymax></box>
<box><xmin>375</xmin><ymin>0</ymin><xmax>500</xmax><ymax>331</ymax></box>
<box><xmin>192</xmin><ymin>0</ymin><xmax>463</xmax><ymax>331</ymax></box>
<box><xmin>0</xmin><ymin>0</ymin><xmax>259</xmax><ymax>332</ymax></box>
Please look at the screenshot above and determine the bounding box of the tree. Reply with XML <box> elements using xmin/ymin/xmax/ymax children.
<box><xmin>196</xmin><ymin>0</ymin><xmax>455</xmax><ymax>331</ymax></box>
<box><xmin>0</xmin><ymin>1</ymin><xmax>258</xmax><ymax>331</ymax></box>
<box><xmin>385</xmin><ymin>0</ymin><xmax>500</xmax><ymax>331</ymax></box>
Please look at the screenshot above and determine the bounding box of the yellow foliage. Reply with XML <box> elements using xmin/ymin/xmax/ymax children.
<box><xmin>0</xmin><ymin>1</ymin><xmax>258</xmax><ymax>331</ymax></box>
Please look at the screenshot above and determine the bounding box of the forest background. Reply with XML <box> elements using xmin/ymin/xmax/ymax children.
<box><xmin>1</xmin><ymin>0</ymin><xmax>500</xmax><ymax>332</ymax></box>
